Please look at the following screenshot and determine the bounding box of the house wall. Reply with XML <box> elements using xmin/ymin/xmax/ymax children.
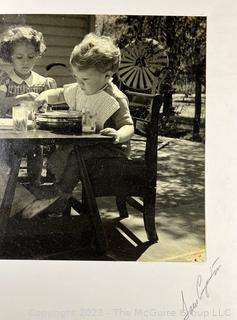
<box><xmin>0</xmin><ymin>14</ymin><xmax>95</xmax><ymax>86</ymax></box>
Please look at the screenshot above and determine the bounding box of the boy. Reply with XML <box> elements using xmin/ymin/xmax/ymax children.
<box><xmin>35</xmin><ymin>33</ymin><xmax>134</xmax><ymax>194</ymax></box>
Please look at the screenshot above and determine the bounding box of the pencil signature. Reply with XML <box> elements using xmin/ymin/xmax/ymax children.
<box><xmin>181</xmin><ymin>257</ymin><xmax>221</xmax><ymax>320</ymax></box>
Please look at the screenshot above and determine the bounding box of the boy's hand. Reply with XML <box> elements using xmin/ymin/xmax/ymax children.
<box><xmin>34</xmin><ymin>93</ymin><xmax>49</xmax><ymax>112</ymax></box>
<box><xmin>37</xmin><ymin>102</ymin><xmax>48</xmax><ymax>113</ymax></box>
<box><xmin>100</xmin><ymin>128</ymin><xmax>120</xmax><ymax>144</ymax></box>
<box><xmin>34</xmin><ymin>93</ymin><xmax>48</xmax><ymax>107</ymax></box>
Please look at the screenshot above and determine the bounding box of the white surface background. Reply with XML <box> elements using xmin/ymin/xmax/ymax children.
<box><xmin>0</xmin><ymin>1</ymin><xmax>237</xmax><ymax>319</ymax></box>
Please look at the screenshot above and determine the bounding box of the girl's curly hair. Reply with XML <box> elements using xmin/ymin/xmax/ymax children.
<box><xmin>0</xmin><ymin>25</ymin><xmax>46</xmax><ymax>63</ymax></box>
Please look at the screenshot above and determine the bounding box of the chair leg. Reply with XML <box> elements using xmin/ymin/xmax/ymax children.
<box><xmin>143</xmin><ymin>189</ymin><xmax>158</xmax><ymax>243</ymax></box>
<box><xmin>116</xmin><ymin>196</ymin><xmax>129</xmax><ymax>219</ymax></box>
<box><xmin>81</xmin><ymin>189</ymin><xmax>107</xmax><ymax>255</ymax></box>
<box><xmin>62</xmin><ymin>201</ymin><xmax>71</xmax><ymax>216</ymax></box>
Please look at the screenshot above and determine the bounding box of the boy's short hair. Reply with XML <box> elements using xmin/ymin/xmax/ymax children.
<box><xmin>70</xmin><ymin>33</ymin><xmax>121</xmax><ymax>73</ymax></box>
<box><xmin>0</xmin><ymin>25</ymin><xmax>46</xmax><ymax>63</ymax></box>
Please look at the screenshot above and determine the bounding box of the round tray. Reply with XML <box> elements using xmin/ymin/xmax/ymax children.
<box><xmin>36</xmin><ymin>111</ymin><xmax>82</xmax><ymax>133</ymax></box>
<box><xmin>36</xmin><ymin>111</ymin><xmax>82</xmax><ymax>119</ymax></box>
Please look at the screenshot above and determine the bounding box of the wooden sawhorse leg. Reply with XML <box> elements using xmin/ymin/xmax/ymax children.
<box><xmin>0</xmin><ymin>153</ymin><xmax>22</xmax><ymax>245</ymax></box>
<box><xmin>74</xmin><ymin>147</ymin><xmax>107</xmax><ymax>255</ymax></box>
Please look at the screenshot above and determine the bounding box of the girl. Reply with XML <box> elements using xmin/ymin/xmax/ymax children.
<box><xmin>0</xmin><ymin>25</ymin><xmax>61</xmax><ymax>218</ymax></box>
<box><xmin>0</xmin><ymin>25</ymin><xmax>57</xmax><ymax>186</ymax></box>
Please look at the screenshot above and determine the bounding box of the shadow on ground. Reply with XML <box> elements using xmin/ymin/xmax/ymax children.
<box><xmin>1</xmin><ymin>136</ymin><xmax>205</xmax><ymax>262</ymax></box>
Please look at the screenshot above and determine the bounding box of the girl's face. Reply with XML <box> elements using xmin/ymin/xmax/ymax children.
<box><xmin>72</xmin><ymin>66</ymin><xmax>112</xmax><ymax>95</ymax></box>
<box><xmin>11</xmin><ymin>42</ymin><xmax>39</xmax><ymax>79</ymax></box>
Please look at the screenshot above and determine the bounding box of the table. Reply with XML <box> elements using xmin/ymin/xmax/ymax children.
<box><xmin>0</xmin><ymin>129</ymin><xmax>113</xmax><ymax>254</ymax></box>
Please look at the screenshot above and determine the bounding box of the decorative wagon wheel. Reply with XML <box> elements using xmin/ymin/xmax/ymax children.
<box><xmin>118</xmin><ymin>38</ymin><xmax>169</xmax><ymax>92</ymax></box>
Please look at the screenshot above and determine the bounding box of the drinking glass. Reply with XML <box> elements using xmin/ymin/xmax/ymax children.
<box><xmin>12</xmin><ymin>106</ymin><xmax>28</xmax><ymax>131</ymax></box>
<box><xmin>82</xmin><ymin>108</ymin><xmax>97</xmax><ymax>133</ymax></box>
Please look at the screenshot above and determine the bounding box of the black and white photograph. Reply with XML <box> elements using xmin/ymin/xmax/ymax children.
<box><xmin>0</xmin><ymin>0</ymin><xmax>236</xmax><ymax>319</ymax></box>
<box><xmin>0</xmin><ymin>13</ymin><xmax>206</xmax><ymax>262</ymax></box>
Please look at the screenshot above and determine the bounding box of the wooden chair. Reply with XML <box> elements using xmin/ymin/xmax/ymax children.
<box><xmin>84</xmin><ymin>38</ymin><xmax>169</xmax><ymax>244</ymax></box>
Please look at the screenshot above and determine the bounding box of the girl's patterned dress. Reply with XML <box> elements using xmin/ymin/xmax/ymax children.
<box><xmin>0</xmin><ymin>69</ymin><xmax>57</xmax><ymax>216</ymax></box>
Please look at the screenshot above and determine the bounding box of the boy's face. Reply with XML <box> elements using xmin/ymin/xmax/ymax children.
<box><xmin>72</xmin><ymin>67</ymin><xmax>112</xmax><ymax>95</ymax></box>
<box><xmin>11</xmin><ymin>42</ymin><xmax>39</xmax><ymax>79</ymax></box>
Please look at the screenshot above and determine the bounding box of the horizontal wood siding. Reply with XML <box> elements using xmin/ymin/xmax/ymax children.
<box><xmin>0</xmin><ymin>14</ymin><xmax>95</xmax><ymax>87</ymax></box>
